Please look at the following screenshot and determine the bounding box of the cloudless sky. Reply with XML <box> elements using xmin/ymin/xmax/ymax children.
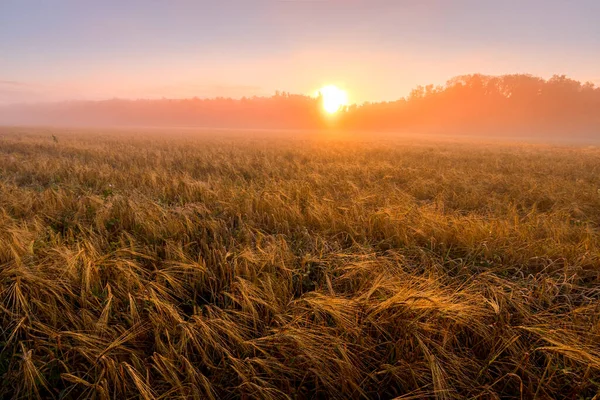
<box><xmin>1</xmin><ymin>0</ymin><xmax>599</xmax><ymax>104</ymax></box>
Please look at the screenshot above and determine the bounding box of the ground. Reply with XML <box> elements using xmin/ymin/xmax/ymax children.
<box><xmin>0</xmin><ymin>127</ymin><xmax>599</xmax><ymax>399</ymax></box>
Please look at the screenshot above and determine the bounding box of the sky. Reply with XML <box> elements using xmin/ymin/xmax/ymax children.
<box><xmin>1</xmin><ymin>0</ymin><xmax>599</xmax><ymax>105</ymax></box>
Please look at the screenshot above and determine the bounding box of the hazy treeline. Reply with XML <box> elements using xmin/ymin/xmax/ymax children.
<box><xmin>1</xmin><ymin>74</ymin><xmax>599</xmax><ymax>136</ymax></box>
<box><xmin>346</xmin><ymin>74</ymin><xmax>600</xmax><ymax>135</ymax></box>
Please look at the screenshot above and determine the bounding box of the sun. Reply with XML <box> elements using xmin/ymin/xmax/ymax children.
<box><xmin>318</xmin><ymin>85</ymin><xmax>348</xmax><ymax>114</ymax></box>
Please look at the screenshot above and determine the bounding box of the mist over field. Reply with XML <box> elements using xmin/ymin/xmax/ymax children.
<box><xmin>2</xmin><ymin>74</ymin><xmax>600</xmax><ymax>142</ymax></box>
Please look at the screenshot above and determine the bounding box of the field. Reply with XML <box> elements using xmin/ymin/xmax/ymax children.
<box><xmin>1</xmin><ymin>127</ymin><xmax>599</xmax><ymax>399</ymax></box>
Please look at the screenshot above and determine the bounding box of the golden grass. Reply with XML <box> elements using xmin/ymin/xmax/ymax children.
<box><xmin>0</xmin><ymin>127</ymin><xmax>599</xmax><ymax>399</ymax></box>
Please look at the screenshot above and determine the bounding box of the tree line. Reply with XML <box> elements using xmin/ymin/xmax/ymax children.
<box><xmin>1</xmin><ymin>74</ymin><xmax>599</xmax><ymax>137</ymax></box>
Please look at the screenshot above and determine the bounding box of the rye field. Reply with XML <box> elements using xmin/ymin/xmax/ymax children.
<box><xmin>0</xmin><ymin>127</ymin><xmax>599</xmax><ymax>399</ymax></box>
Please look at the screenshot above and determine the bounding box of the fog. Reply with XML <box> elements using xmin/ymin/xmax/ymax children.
<box><xmin>1</xmin><ymin>73</ymin><xmax>599</xmax><ymax>144</ymax></box>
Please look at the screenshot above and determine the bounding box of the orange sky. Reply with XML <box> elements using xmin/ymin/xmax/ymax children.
<box><xmin>1</xmin><ymin>1</ymin><xmax>599</xmax><ymax>104</ymax></box>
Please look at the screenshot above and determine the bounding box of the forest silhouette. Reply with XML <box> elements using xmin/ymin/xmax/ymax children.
<box><xmin>2</xmin><ymin>73</ymin><xmax>599</xmax><ymax>137</ymax></box>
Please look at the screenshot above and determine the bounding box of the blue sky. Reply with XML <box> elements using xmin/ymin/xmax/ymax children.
<box><xmin>1</xmin><ymin>0</ymin><xmax>599</xmax><ymax>104</ymax></box>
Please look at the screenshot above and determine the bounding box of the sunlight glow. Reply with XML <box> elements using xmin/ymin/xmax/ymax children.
<box><xmin>318</xmin><ymin>85</ymin><xmax>349</xmax><ymax>114</ymax></box>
